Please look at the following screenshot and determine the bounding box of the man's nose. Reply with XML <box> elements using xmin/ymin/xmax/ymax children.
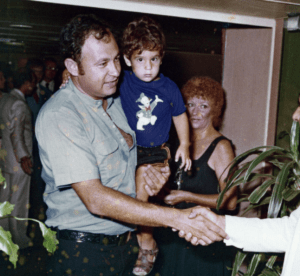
<box><xmin>110</xmin><ymin>61</ymin><xmax>121</xmax><ymax>77</ymax></box>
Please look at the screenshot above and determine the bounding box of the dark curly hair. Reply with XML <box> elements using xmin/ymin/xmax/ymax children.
<box><xmin>60</xmin><ymin>14</ymin><xmax>110</xmax><ymax>70</ymax></box>
<box><xmin>121</xmin><ymin>16</ymin><xmax>165</xmax><ymax>59</ymax></box>
<box><xmin>181</xmin><ymin>76</ymin><xmax>225</xmax><ymax>128</ymax></box>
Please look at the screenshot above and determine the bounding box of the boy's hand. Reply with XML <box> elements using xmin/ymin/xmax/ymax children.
<box><xmin>175</xmin><ymin>145</ymin><xmax>192</xmax><ymax>171</ymax></box>
<box><xmin>60</xmin><ymin>69</ymin><xmax>71</xmax><ymax>88</ymax></box>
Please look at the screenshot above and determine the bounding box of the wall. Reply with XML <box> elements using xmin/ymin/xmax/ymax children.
<box><xmin>276</xmin><ymin>29</ymin><xmax>300</xmax><ymax>149</ymax></box>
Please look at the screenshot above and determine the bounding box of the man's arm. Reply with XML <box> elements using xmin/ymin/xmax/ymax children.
<box><xmin>10</xmin><ymin>100</ymin><xmax>32</xmax><ymax>174</ymax></box>
<box><xmin>72</xmin><ymin>178</ymin><xmax>228</xmax><ymax>244</ymax></box>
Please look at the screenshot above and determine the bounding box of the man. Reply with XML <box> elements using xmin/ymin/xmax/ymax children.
<box><xmin>0</xmin><ymin>70</ymin><xmax>36</xmax><ymax>249</ymax></box>
<box><xmin>26</xmin><ymin>58</ymin><xmax>53</xmax><ymax>221</ymax></box>
<box><xmin>26</xmin><ymin>58</ymin><xmax>52</xmax><ymax>124</ymax></box>
<box><xmin>41</xmin><ymin>57</ymin><xmax>58</xmax><ymax>93</ymax></box>
<box><xmin>35</xmin><ymin>14</ymin><xmax>226</xmax><ymax>275</ymax></box>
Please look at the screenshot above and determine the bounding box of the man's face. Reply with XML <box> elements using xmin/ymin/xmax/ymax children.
<box><xmin>0</xmin><ymin>72</ymin><xmax>5</xmax><ymax>90</ymax></box>
<box><xmin>31</xmin><ymin>66</ymin><xmax>44</xmax><ymax>83</ymax></box>
<box><xmin>44</xmin><ymin>60</ymin><xmax>57</xmax><ymax>82</ymax></box>
<box><xmin>75</xmin><ymin>33</ymin><xmax>121</xmax><ymax>100</ymax></box>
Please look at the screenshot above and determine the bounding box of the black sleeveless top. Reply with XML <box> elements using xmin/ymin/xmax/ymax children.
<box><xmin>174</xmin><ymin>136</ymin><xmax>231</xmax><ymax>214</ymax></box>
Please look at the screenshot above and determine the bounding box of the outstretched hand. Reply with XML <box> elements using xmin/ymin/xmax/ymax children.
<box><xmin>174</xmin><ymin>206</ymin><xmax>228</xmax><ymax>246</ymax></box>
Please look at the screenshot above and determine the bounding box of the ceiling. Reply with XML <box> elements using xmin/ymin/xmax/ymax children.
<box><xmin>1</xmin><ymin>0</ymin><xmax>300</xmax><ymax>62</ymax></box>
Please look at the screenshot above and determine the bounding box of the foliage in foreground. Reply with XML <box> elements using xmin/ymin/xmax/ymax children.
<box><xmin>0</xmin><ymin>168</ymin><xmax>58</xmax><ymax>268</ymax></box>
<box><xmin>217</xmin><ymin>121</ymin><xmax>300</xmax><ymax>276</ymax></box>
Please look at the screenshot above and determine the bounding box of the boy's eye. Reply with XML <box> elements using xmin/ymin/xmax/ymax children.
<box><xmin>136</xmin><ymin>58</ymin><xmax>143</xmax><ymax>62</ymax></box>
<box><xmin>201</xmin><ymin>105</ymin><xmax>208</xmax><ymax>109</ymax></box>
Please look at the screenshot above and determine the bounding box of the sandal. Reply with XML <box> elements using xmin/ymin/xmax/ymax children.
<box><xmin>132</xmin><ymin>244</ymin><xmax>159</xmax><ymax>276</ymax></box>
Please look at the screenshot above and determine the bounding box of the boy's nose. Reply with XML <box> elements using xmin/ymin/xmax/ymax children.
<box><xmin>145</xmin><ymin>60</ymin><xmax>152</xmax><ymax>70</ymax></box>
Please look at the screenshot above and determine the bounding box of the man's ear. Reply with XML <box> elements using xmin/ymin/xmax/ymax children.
<box><xmin>64</xmin><ymin>58</ymin><xmax>79</xmax><ymax>76</ymax></box>
<box><xmin>123</xmin><ymin>55</ymin><xmax>132</xmax><ymax>67</ymax></box>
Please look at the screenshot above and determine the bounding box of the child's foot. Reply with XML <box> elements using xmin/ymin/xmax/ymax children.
<box><xmin>132</xmin><ymin>240</ymin><xmax>159</xmax><ymax>276</ymax></box>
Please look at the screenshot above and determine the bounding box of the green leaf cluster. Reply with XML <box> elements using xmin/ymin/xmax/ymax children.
<box><xmin>0</xmin><ymin>172</ymin><xmax>58</xmax><ymax>268</ymax></box>
<box><xmin>217</xmin><ymin>121</ymin><xmax>300</xmax><ymax>276</ymax></box>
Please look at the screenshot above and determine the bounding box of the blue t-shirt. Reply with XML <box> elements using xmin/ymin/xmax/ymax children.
<box><xmin>120</xmin><ymin>71</ymin><xmax>186</xmax><ymax>147</ymax></box>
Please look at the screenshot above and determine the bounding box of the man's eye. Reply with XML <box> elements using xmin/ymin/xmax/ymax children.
<box><xmin>99</xmin><ymin>62</ymin><xmax>107</xmax><ymax>67</ymax></box>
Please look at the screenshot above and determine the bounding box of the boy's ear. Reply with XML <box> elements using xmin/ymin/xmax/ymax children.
<box><xmin>123</xmin><ymin>55</ymin><xmax>132</xmax><ymax>67</ymax></box>
<box><xmin>64</xmin><ymin>58</ymin><xmax>79</xmax><ymax>76</ymax></box>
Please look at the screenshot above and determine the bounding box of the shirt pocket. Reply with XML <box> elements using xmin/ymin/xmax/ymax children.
<box><xmin>92</xmin><ymin>137</ymin><xmax>126</xmax><ymax>188</ymax></box>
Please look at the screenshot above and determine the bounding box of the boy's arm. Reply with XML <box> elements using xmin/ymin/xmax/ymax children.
<box><xmin>172</xmin><ymin>112</ymin><xmax>191</xmax><ymax>171</ymax></box>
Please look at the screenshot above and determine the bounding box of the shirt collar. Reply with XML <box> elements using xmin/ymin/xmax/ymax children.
<box><xmin>67</xmin><ymin>78</ymin><xmax>114</xmax><ymax>109</ymax></box>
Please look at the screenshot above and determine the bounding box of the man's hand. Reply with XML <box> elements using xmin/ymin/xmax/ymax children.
<box><xmin>20</xmin><ymin>156</ymin><xmax>33</xmax><ymax>175</ymax></box>
<box><xmin>174</xmin><ymin>207</ymin><xmax>228</xmax><ymax>246</ymax></box>
<box><xmin>174</xmin><ymin>206</ymin><xmax>228</xmax><ymax>246</ymax></box>
<box><xmin>143</xmin><ymin>165</ymin><xmax>170</xmax><ymax>196</ymax></box>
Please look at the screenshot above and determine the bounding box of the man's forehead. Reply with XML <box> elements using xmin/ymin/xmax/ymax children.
<box><xmin>81</xmin><ymin>33</ymin><xmax>119</xmax><ymax>57</ymax></box>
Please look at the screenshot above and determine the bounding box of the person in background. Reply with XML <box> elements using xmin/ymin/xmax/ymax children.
<box><xmin>0</xmin><ymin>70</ymin><xmax>36</xmax><ymax>248</ymax></box>
<box><xmin>41</xmin><ymin>57</ymin><xmax>58</xmax><ymax>93</ymax></box>
<box><xmin>26</xmin><ymin>58</ymin><xmax>52</xmax><ymax>124</ymax></box>
<box><xmin>26</xmin><ymin>58</ymin><xmax>52</xmax><ymax>223</ymax></box>
<box><xmin>120</xmin><ymin>16</ymin><xmax>192</xmax><ymax>275</ymax></box>
<box><xmin>153</xmin><ymin>76</ymin><xmax>237</xmax><ymax>276</ymax></box>
<box><xmin>35</xmin><ymin>14</ymin><xmax>226</xmax><ymax>276</ymax></box>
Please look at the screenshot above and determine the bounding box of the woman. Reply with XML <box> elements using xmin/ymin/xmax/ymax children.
<box><xmin>152</xmin><ymin>76</ymin><xmax>237</xmax><ymax>276</ymax></box>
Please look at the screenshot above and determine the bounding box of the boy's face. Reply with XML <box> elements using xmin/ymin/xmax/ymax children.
<box><xmin>124</xmin><ymin>50</ymin><xmax>162</xmax><ymax>82</ymax></box>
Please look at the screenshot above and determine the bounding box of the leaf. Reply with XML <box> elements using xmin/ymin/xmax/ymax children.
<box><xmin>14</xmin><ymin>217</ymin><xmax>58</xmax><ymax>253</ymax></box>
<box><xmin>282</xmin><ymin>187</ymin><xmax>300</xmax><ymax>201</ymax></box>
<box><xmin>241</xmin><ymin>197</ymin><xmax>271</xmax><ymax>216</ymax></box>
<box><xmin>34</xmin><ymin>220</ymin><xmax>58</xmax><ymax>253</ymax></box>
<box><xmin>290</xmin><ymin>121</ymin><xmax>300</xmax><ymax>162</ymax></box>
<box><xmin>245</xmin><ymin>254</ymin><xmax>262</xmax><ymax>276</ymax></box>
<box><xmin>258</xmin><ymin>267</ymin><xmax>281</xmax><ymax>276</ymax></box>
<box><xmin>266</xmin><ymin>255</ymin><xmax>277</xmax><ymax>269</ymax></box>
<box><xmin>244</xmin><ymin>149</ymin><xmax>289</xmax><ymax>184</ymax></box>
<box><xmin>0</xmin><ymin>226</ymin><xmax>19</xmax><ymax>268</ymax></box>
<box><xmin>0</xmin><ymin>201</ymin><xmax>15</xmax><ymax>217</ymax></box>
<box><xmin>231</xmin><ymin>251</ymin><xmax>247</xmax><ymax>276</ymax></box>
<box><xmin>248</xmin><ymin>179</ymin><xmax>275</xmax><ymax>204</ymax></box>
<box><xmin>268</xmin><ymin>161</ymin><xmax>294</xmax><ymax>218</ymax></box>
<box><xmin>0</xmin><ymin>169</ymin><xmax>6</xmax><ymax>189</ymax></box>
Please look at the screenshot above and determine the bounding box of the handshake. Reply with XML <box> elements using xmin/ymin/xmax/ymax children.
<box><xmin>174</xmin><ymin>206</ymin><xmax>228</xmax><ymax>246</ymax></box>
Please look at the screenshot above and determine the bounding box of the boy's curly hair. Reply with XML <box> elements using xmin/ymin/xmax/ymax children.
<box><xmin>122</xmin><ymin>16</ymin><xmax>165</xmax><ymax>59</ymax></box>
<box><xmin>181</xmin><ymin>76</ymin><xmax>225</xmax><ymax>128</ymax></box>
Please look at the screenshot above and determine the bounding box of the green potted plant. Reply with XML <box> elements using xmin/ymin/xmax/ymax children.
<box><xmin>0</xmin><ymin>153</ymin><xmax>58</xmax><ymax>268</ymax></box>
<box><xmin>217</xmin><ymin>121</ymin><xmax>300</xmax><ymax>276</ymax></box>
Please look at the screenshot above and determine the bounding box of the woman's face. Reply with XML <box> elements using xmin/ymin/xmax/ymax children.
<box><xmin>186</xmin><ymin>96</ymin><xmax>212</xmax><ymax>130</ymax></box>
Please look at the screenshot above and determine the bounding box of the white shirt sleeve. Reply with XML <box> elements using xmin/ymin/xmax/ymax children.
<box><xmin>224</xmin><ymin>207</ymin><xmax>300</xmax><ymax>252</ymax></box>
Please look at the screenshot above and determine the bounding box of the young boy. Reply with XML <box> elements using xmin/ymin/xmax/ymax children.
<box><xmin>120</xmin><ymin>16</ymin><xmax>191</xmax><ymax>275</ymax></box>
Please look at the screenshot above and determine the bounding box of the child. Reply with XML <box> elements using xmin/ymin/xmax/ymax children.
<box><xmin>120</xmin><ymin>16</ymin><xmax>191</xmax><ymax>276</ymax></box>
